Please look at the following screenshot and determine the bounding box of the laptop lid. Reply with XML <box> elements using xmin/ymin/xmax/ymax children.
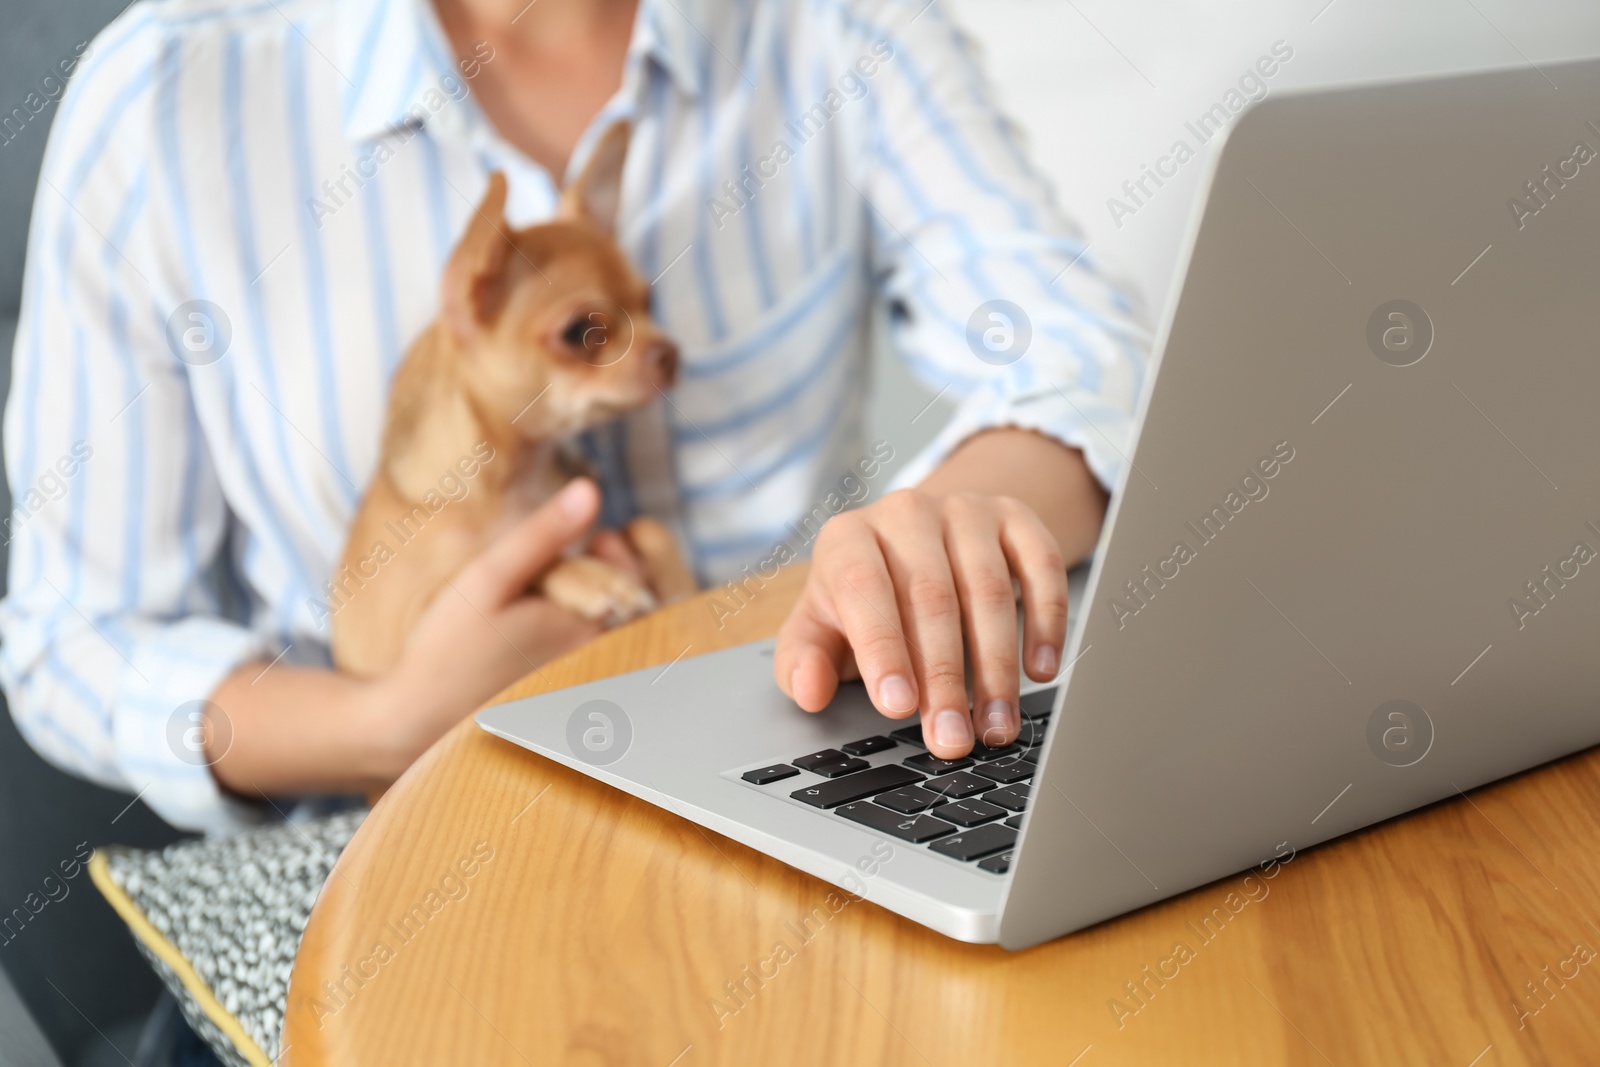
<box><xmin>1002</xmin><ymin>57</ymin><xmax>1600</xmax><ymax>948</ymax></box>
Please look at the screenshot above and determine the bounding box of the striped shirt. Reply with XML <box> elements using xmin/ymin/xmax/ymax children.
<box><xmin>0</xmin><ymin>0</ymin><xmax>1148</xmax><ymax>832</ymax></box>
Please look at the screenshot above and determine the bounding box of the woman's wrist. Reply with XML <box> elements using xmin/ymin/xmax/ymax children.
<box><xmin>345</xmin><ymin>672</ymin><xmax>417</xmax><ymax>787</ymax></box>
<box><xmin>207</xmin><ymin>660</ymin><xmax>411</xmax><ymax>795</ymax></box>
<box><xmin>919</xmin><ymin>428</ymin><xmax>1108</xmax><ymax>565</ymax></box>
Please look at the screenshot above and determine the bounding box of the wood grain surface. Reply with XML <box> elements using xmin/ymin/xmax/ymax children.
<box><xmin>284</xmin><ymin>567</ymin><xmax>1600</xmax><ymax>1066</ymax></box>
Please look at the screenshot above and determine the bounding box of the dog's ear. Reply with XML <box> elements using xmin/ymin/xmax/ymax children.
<box><xmin>559</xmin><ymin>121</ymin><xmax>629</xmax><ymax>234</ymax></box>
<box><xmin>442</xmin><ymin>171</ymin><xmax>512</xmax><ymax>340</ymax></box>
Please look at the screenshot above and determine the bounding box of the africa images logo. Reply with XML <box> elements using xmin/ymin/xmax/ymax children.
<box><xmin>565</xmin><ymin>699</ymin><xmax>632</xmax><ymax>766</ymax></box>
<box><xmin>1505</xmin><ymin>118</ymin><xmax>1599</xmax><ymax>231</ymax></box>
<box><xmin>966</xmin><ymin>300</ymin><xmax>1032</xmax><ymax>366</ymax></box>
<box><xmin>165</xmin><ymin>300</ymin><xmax>233</xmax><ymax>366</ymax></box>
<box><xmin>1366</xmin><ymin>700</ymin><xmax>1433</xmax><ymax>768</ymax></box>
<box><xmin>1365</xmin><ymin>300</ymin><xmax>1433</xmax><ymax>367</ymax></box>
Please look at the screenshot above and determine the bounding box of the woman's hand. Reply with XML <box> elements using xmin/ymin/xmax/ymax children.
<box><xmin>209</xmin><ymin>479</ymin><xmax>606</xmax><ymax>795</ymax></box>
<box><xmin>774</xmin><ymin>488</ymin><xmax>1068</xmax><ymax>761</ymax></box>
<box><xmin>365</xmin><ymin>478</ymin><xmax>606</xmax><ymax>777</ymax></box>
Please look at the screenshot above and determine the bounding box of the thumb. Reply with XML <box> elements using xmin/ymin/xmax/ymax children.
<box><xmin>774</xmin><ymin>592</ymin><xmax>851</xmax><ymax>712</ymax></box>
<box><xmin>453</xmin><ymin>478</ymin><xmax>600</xmax><ymax>608</ymax></box>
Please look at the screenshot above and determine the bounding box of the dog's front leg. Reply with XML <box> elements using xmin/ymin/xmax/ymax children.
<box><xmin>539</xmin><ymin>556</ymin><xmax>658</xmax><ymax>627</ymax></box>
<box><xmin>623</xmin><ymin>516</ymin><xmax>700</xmax><ymax>603</ymax></box>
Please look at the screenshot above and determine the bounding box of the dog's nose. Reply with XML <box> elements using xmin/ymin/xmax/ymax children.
<box><xmin>645</xmin><ymin>340</ymin><xmax>679</xmax><ymax>386</ymax></box>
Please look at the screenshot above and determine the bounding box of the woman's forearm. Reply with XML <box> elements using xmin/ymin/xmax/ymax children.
<box><xmin>206</xmin><ymin>663</ymin><xmax>397</xmax><ymax>797</ymax></box>
<box><xmin>201</xmin><ymin>486</ymin><xmax>611</xmax><ymax>800</ymax></box>
<box><xmin>918</xmin><ymin>427</ymin><xmax>1109</xmax><ymax>565</ymax></box>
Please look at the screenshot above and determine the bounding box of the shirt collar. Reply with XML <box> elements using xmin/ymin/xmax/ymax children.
<box><xmin>631</xmin><ymin>0</ymin><xmax>707</xmax><ymax>101</ymax></box>
<box><xmin>337</xmin><ymin>0</ymin><xmax>707</xmax><ymax>144</ymax></box>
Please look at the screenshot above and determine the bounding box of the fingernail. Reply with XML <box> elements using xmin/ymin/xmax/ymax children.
<box><xmin>980</xmin><ymin>700</ymin><xmax>1016</xmax><ymax>746</ymax></box>
<box><xmin>1033</xmin><ymin>645</ymin><xmax>1060</xmax><ymax>676</ymax></box>
<box><xmin>878</xmin><ymin>674</ymin><xmax>916</xmax><ymax>714</ymax></box>
<box><xmin>558</xmin><ymin>478</ymin><xmax>596</xmax><ymax>518</ymax></box>
<box><xmin>932</xmin><ymin>708</ymin><xmax>972</xmax><ymax>750</ymax></box>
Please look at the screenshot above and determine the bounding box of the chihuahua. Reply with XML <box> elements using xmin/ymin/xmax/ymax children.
<box><xmin>331</xmin><ymin>122</ymin><xmax>697</xmax><ymax>679</ymax></box>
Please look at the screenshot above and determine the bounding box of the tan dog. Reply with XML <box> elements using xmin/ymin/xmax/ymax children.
<box><xmin>331</xmin><ymin>123</ymin><xmax>697</xmax><ymax>679</ymax></box>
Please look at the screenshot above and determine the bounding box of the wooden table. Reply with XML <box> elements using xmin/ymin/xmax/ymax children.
<box><xmin>284</xmin><ymin>569</ymin><xmax>1600</xmax><ymax>1065</ymax></box>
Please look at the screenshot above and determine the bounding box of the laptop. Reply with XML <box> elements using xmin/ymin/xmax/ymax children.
<box><xmin>478</xmin><ymin>57</ymin><xmax>1600</xmax><ymax>950</ymax></box>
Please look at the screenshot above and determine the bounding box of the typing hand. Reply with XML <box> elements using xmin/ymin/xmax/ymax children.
<box><xmin>774</xmin><ymin>489</ymin><xmax>1067</xmax><ymax>761</ymax></box>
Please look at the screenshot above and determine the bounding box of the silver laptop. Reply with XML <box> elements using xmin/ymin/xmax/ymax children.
<box><xmin>479</xmin><ymin>57</ymin><xmax>1600</xmax><ymax>949</ymax></box>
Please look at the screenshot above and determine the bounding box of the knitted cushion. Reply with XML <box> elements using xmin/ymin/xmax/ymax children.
<box><xmin>89</xmin><ymin>809</ymin><xmax>367</xmax><ymax>1067</ymax></box>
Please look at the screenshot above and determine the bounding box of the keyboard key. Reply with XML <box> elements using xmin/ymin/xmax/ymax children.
<box><xmin>904</xmin><ymin>752</ymin><xmax>973</xmax><ymax>775</ymax></box>
<box><xmin>809</xmin><ymin>757</ymin><xmax>870</xmax><ymax>778</ymax></box>
<box><xmin>836</xmin><ymin>802</ymin><xmax>957</xmax><ymax>843</ymax></box>
<box><xmin>937</xmin><ymin>799</ymin><xmax>1007</xmax><ymax>827</ymax></box>
<box><xmin>1020</xmin><ymin>688</ymin><xmax>1058</xmax><ymax>720</ymax></box>
<box><xmin>1004</xmin><ymin>814</ymin><xmax>1024</xmax><ymax>830</ymax></box>
<box><xmin>842</xmin><ymin>735</ymin><xmax>897</xmax><ymax>757</ymax></box>
<box><xmin>922</xmin><ymin>771</ymin><xmax>992</xmax><ymax>799</ymax></box>
<box><xmin>874</xmin><ymin>785</ymin><xmax>945</xmax><ymax>814</ymax></box>
<box><xmin>977</xmin><ymin>851</ymin><xmax>1013</xmax><ymax>874</ymax></box>
<box><xmin>793</xmin><ymin>749</ymin><xmax>845</xmax><ymax>771</ymax></box>
<box><xmin>1015</xmin><ymin>720</ymin><xmax>1047</xmax><ymax>749</ymax></box>
<box><xmin>972</xmin><ymin>758</ymin><xmax>1036</xmax><ymax>784</ymax></box>
<box><xmin>929</xmin><ymin>823</ymin><xmax>1017</xmax><ymax>861</ymax></box>
<box><xmin>889</xmin><ymin>724</ymin><xmax>927</xmax><ymax>748</ymax></box>
<box><xmin>970</xmin><ymin>739</ymin><xmax>1018</xmax><ymax>761</ymax></box>
<box><xmin>741</xmin><ymin>764</ymin><xmax>799</xmax><ymax>785</ymax></box>
<box><xmin>791</xmin><ymin>765</ymin><xmax>922</xmax><ymax>808</ymax></box>
<box><xmin>984</xmin><ymin>784</ymin><xmax>1031</xmax><ymax>812</ymax></box>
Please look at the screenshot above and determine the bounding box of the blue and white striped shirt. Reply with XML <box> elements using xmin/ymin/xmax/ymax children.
<box><xmin>1</xmin><ymin>0</ymin><xmax>1148</xmax><ymax>832</ymax></box>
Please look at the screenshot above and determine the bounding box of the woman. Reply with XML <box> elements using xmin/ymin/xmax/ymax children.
<box><xmin>1</xmin><ymin>0</ymin><xmax>1146</xmax><ymax>832</ymax></box>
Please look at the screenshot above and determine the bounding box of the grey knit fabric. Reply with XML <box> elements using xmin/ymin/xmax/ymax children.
<box><xmin>98</xmin><ymin>809</ymin><xmax>367</xmax><ymax>1066</ymax></box>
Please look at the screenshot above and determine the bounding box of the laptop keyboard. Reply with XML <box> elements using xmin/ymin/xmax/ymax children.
<box><xmin>735</xmin><ymin>686</ymin><xmax>1057</xmax><ymax>875</ymax></box>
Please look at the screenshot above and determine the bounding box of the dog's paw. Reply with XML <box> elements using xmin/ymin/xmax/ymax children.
<box><xmin>540</xmin><ymin>557</ymin><xmax>659</xmax><ymax>626</ymax></box>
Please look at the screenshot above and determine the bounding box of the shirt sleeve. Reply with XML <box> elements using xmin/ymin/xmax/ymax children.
<box><xmin>0</xmin><ymin>16</ymin><xmax>274</xmax><ymax>835</ymax></box>
<box><xmin>841</xmin><ymin>0</ymin><xmax>1153</xmax><ymax>491</ymax></box>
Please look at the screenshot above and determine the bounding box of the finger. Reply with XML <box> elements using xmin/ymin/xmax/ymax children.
<box><xmin>838</xmin><ymin>649</ymin><xmax>861</xmax><ymax>682</ymax></box>
<box><xmin>455</xmin><ymin>478</ymin><xmax>599</xmax><ymax>608</ymax></box>
<box><xmin>774</xmin><ymin>590</ymin><xmax>850</xmax><ymax>712</ymax></box>
<box><xmin>588</xmin><ymin>528</ymin><xmax>645</xmax><ymax>580</ymax></box>
<box><xmin>998</xmin><ymin>500</ymin><xmax>1070</xmax><ymax>682</ymax></box>
<box><xmin>875</xmin><ymin>497</ymin><xmax>971</xmax><ymax>757</ymax></box>
<box><xmin>945</xmin><ymin>499</ymin><xmax>1021</xmax><ymax>748</ymax></box>
<box><xmin>814</xmin><ymin>517</ymin><xmax>919</xmax><ymax>719</ymax></box>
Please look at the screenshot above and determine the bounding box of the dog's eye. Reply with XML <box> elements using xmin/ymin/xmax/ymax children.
<box><xmin>561</xmin><ymin>314</ymin><xmax>608</xmax><ymax>353</ymax></box>
<box><xmin>558</xmin><ymin>302</ymin><xmax>634</xmax><ymax>366</ymax></box>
